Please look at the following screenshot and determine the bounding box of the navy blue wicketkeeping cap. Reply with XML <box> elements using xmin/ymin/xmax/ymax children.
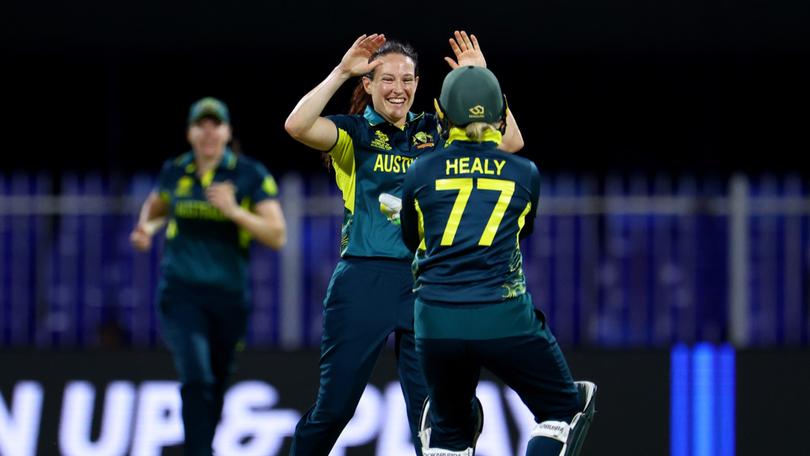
<box><xmin>188</xmin><ymin>97</ymin><xmax>230</xmax><ymax>125</ymax></box>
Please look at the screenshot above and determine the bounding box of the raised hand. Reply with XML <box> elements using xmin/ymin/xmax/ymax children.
<box><xmin>445</xmin><ymin>30</ymin><xmax>486</xmax><ymax>69</ymax></box>
<box><xmin>337</xmin><ymin>33</ymin><xmax>387</xmax><ymax>77</ymax></box>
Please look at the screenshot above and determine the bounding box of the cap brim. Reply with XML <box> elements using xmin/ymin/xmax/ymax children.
<box><xmin>189</xmin><ymin>111</ymin><xmax>227</xmax><ymax>124</ymax></box>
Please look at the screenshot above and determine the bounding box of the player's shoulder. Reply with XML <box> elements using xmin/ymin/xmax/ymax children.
<box><xmin>232</xmin><ymin>152</ymin><xmax>257</xmax><ymax>168</ymax></box>
<box><xmin>169</xmin><ymin>151</ymin><xmax>192</xmax><ymax>166</ymax></box>
<box><xmin>327</xmin><ymin>113</ymin><xmax>366</xmax><ymax>133</ymax></box>
<box><xmin>499</xmin><ymin>150</ymin><xmax>538</xmax><ymax>176</ymax></box>
<box><xmin>327</xmin><ymin>113</ymin><xmax>362</xmax><ymax>123</ymax></box>
<box><xmin>402</xmin><ymin>153</ymin><xmax>436</xmax><ymax>189</ymax></box>
<box><xmin>409</xmin><ymin>111</ymin><xmax>438</xmax><ymax>130</ymax></box>
<box><xmin>409</xmin><ymin>146</ymin><xmax>448</xmax><ymax>172</ymax></box>
<box><xmin>161</xmin><ymin>152</ymin><xmax>192</xmax><ymax>173</ymax></box>
<box><xmin>232</xmin><ymin>153</ymin><xmax>273</xmax><ymax>177</ymax></box>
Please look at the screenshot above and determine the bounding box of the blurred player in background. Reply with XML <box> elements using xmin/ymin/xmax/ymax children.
<box><xmin>130</xmin><ymin>97</ymin><xmax>287</xmax><ymax>455</ymax></box>
<box><xmin>283</xmin><ymin>31</ymin><xmax>523</xmax><ymax>455</ymax></box>
<box><xmin>400</xmin><ymin>67</ymin><xmax>596</xmax><ymax>456</ymax></box>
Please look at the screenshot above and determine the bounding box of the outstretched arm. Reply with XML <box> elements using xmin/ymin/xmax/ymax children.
<box><xmin>285</xmin><ymin>33</ymin><xmax>386</xmax><ymax>151</ymax></box>
<box><xmin>444</xmin><ymin>31</ymin><xmax>525</xmax><ymax>153</ymax></box>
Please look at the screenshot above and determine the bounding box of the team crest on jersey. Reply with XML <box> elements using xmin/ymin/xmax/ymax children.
<box><xmin>175</xmin><ymin>176</ymin><xmax>194</xmax><ymax>197</ymax></box>
<box><xmin>412</xmin><ymin>131</ymin><xmax>435</xmax><ymax>149</ymax></box>
<box><xmin>370</xmin><ymin>130</ymin><xmax>392</xmax><ymax>151</ymax></box>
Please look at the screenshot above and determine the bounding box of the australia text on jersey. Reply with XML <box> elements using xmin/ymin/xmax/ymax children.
<box><xmin>373</xmin><ymin>154</ymin><xmax>415</xmax><ymax>174</ymax></box>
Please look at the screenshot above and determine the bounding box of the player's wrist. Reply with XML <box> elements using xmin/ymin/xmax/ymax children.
<box><xmin>223</xmin><ymin>204</ymin><xmax>245</xmax><ymax>221</ymax></box>
<box><xmin>332</xmin><ymin>66</ymin><xmax>354</xmax><ymax>81</ymax></box>
<box><xmin>137</xmin><ymin>223</ymin><xmax>154</xmax><ymax>237</ymax></box>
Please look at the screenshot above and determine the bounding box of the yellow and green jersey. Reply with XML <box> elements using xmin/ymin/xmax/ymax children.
<box><xmin>327</xmin><ymin>106</ymin><xmax>441</xmax><ymax>260</ymax></box>
<box><xmin>400</xmin><ymin>133</ymin><xmax>541</xmax><ymax>304</ymax></box>
<box><xmin>156</xmin><ymin>148</ymin><xmax>279</xmax><ymax>293</ymax></box>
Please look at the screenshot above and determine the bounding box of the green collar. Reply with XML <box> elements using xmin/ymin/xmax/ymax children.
<box><xmin>363</xmin><ymin>106</ymin><xmax>423</xmax><ymax>129</ymax></box>
<box><xmin>182</xmin><ymin>148</ymin><xmax>237</xmax><ymax>174</ymax></box>
<box><xmin>445</xmin><ymin>127</ymin><xmax>503</xmax><ymax>146</ymax></box>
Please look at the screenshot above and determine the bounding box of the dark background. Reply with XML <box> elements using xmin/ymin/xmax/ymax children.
<box><xmin>5</xmin><ymin>0</ymin><xmax>809</xmax><ymax>177</ymax></box>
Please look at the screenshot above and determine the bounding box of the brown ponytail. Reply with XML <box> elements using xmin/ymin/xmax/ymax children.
<box><xmin>349</xmin><ymin>80</ymin><xmax>372</xmax><ymax>115</ymax></box>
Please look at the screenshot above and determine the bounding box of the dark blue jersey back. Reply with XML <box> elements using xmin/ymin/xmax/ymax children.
<box><xmin>401</xmin><ymin>140</ymin><xmax>540</xmax><ymax>304</ymax></box>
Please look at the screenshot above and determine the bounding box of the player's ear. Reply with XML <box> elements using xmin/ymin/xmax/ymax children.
<box><xmin>362</xmin><ymin>76</ymin><xmax>373</xmax><ymax>94</ymax></box>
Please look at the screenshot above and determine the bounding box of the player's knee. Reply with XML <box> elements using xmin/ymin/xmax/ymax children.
<box><xmin>565</xmin><ymin>381</ymin><xmax>597</xmax><ymax>456</ymax></box>
<box><xmin>526</xmin><ymin>434</ymin><xmax>565</xmax><ymax>455</ymax></box>
<box><xmin>527</xmin><ymin>381</ymin><xmax>597</xmax><ymax>456</ymax></box>
<box><xmin>180</xmin><ymin>381</ymin><xmax>216</xmax><ymax>398</ymax></box>
<box><xmin>419</xmin><ymin>397</ymin><xmax>483</xmax><ymax>455</ymax></box>
<box><xmin>310</xmin><ymin>396</ymin><xmax>358</xmax><ymax>427</ymax></box>
<box><xmin>418</xmin><ymin>397</ymin><xmax>433</xmax><ymax>452</ymax></box>
<box><xmin>174</xmin><ymin>360</ymin><xmax>215</xmax><ymax>385</ymax></box>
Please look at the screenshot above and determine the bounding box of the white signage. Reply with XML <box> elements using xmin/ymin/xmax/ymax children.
<box><xmin>1</xmin><ymin>380</ymin><xmax>531</xmax><ymax>455</ymax></box>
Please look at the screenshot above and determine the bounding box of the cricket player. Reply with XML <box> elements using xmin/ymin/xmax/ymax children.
<box><xmin>283</xmin><ymin>31</ymin><xmax>525</xmax><ymax>455</ymax></box>
<box><xmin>400</xmin><ymin>66</ymin><xmax>596</xmax><ymax>456</ymax></box>
<box><xmin>130</xmin><ymin>97</ymin><xmax>286</xmax><ymax>455</ymax></box>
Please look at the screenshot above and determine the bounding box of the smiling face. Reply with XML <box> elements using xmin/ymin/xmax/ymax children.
<box><xmin>363</xmin><ymin>53</ymin><xmax>419</xmax><ymax>127</ymax></box>
<box><xmin>187</xmin><ymin>117</ymin><xmax>231</xmax><ymax>162</ymax></box>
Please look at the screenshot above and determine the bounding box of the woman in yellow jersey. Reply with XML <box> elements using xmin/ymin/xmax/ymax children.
<box><xmin>284</xmin><ymin>31</ymin><xmax>523</xmax><ymax>455</ymax></box>
<box><xmin>131</xmin><ymin>97</ymin><xmax>286</xmax><ymax>456</ymax></box>
<box><xmin>400</xmin><ymin>67</ymin><xmax>595</xmax><ymax>456</ymax></box>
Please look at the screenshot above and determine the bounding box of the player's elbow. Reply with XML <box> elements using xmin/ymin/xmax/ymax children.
<box><xmin>284</xmin><ymin>116</ymin><xmax>307</xmax><ymax>141</ymax></box>
<box><xmin>502</xmin><ymin>134</ymin><xmax>525</xmax><ymax>153</ymax></box>
<box><xmin>512</xmin><ymin>135</ymin><xmax>525</xmax><ymax>152</ymax></box>
<box><xmin>283</xmin><ymin>117</ymin><xmax>298</xmax><ymax>137</ymax></box>
<box><xmin>265</xmin><ymin>224</ymin><xmax>287</xmax><ymax>251</ymax></box>
<box><xmin>400</xmin><ymin>228</ymin><xmax>418</xmax><ymax>253</ymax></box>
<box><xmin>403</xmin><ymin>241</ymin><xmax>417</xmax><ymax>254</ymax></box>
<box><xmin>274</xmin><ymin>229</ymin><xmax>287</xmax><ymax>250</ymax></box>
